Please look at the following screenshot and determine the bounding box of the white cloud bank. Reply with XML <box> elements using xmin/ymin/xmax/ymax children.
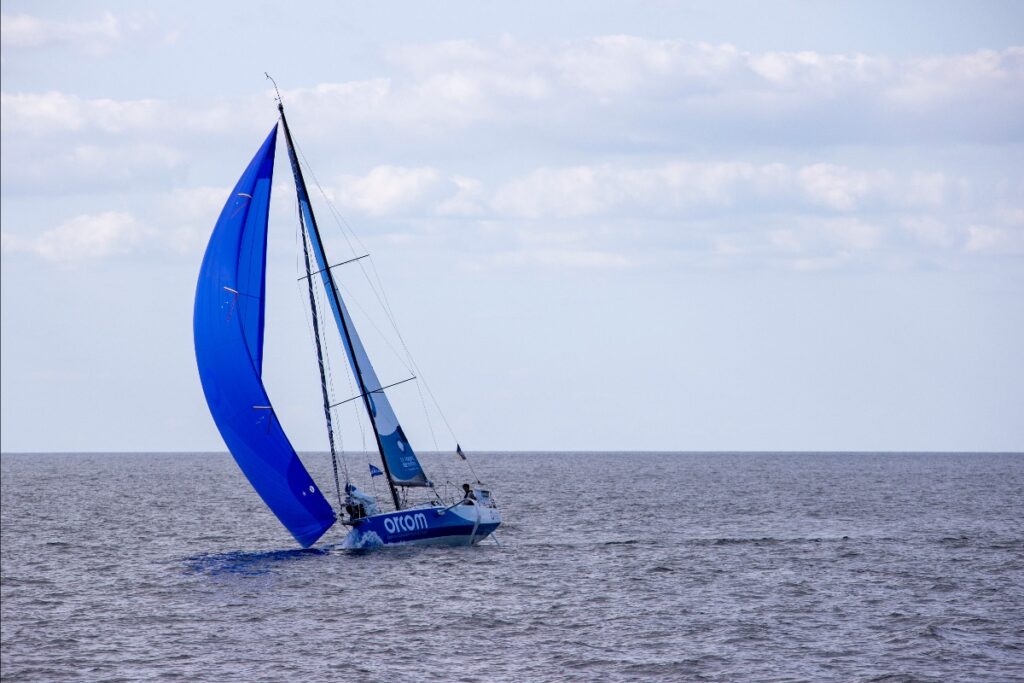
<box><xmin>1</xmin><ymin>211</ymin><xmax>149</xmax><ymax>262</ymax></box>
<box><xmin>0</xmin><ymin>10</ymin><xmax>178</xmax><ymax>56</ymax></box>
<box><xmin>2</xmin><ymin>38</ymin><xmax>1021</xmax><ymax>142</ymax></box>
<box><xmin>1</xmin><ymin>33</ymin><xmax>1021</xmax><ymax>271</ymax></box>
<box><xmin>489</xmin><ymin>161</ymin><xmax>953</xmax><ymax>219</ymax></box>
<box><xmin>335</xmin><ymin>165</ymin><xmax>445</xmax><ymax>216</ymax></box>
<box><xmin>326</xmin><ymin>160</ymin><xmax>960</xmax><ymax>223</ymax></box>
<box><xmin>308</xmin><ymin>159</ymin><xmax>1021</xmax><ymax>270</ymax></box>
<box><xmin>3</xmin><ymin>157</ymin><xmax>1020</xmax><ymax>269</ymax></box>
<box><xmin>0</xmin><ymin>11</ymin><xmax>122</xmax><ymax>54</ymax></box>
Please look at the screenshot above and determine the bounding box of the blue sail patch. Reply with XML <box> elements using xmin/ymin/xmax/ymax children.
<box><xmin>193</xmin><ymin>125</ymin><xmax>336</xmax><ymax>547</ymax></box>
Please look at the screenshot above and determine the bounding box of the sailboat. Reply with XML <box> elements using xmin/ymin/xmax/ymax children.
<box><xmin>193</xmin><ymin>88</ymin><xmax>501</xmax><ymax>549</ymax></box>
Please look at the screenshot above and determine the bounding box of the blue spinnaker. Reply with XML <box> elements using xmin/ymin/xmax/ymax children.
<box><xmin>194</xmin><ymin>125</ymin><xmax>336</xmax><ymax>547</ymax></box>
<box><xmin>282</xmin><ymin>129</ymin><xmax>429</xmax><ymax>487</ymax></box>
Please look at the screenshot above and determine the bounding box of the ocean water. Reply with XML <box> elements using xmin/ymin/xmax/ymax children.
<box><xmin>1</xmin><ymin>452</ymin><xmax>1022</xmax><ymax>682</ymax></box>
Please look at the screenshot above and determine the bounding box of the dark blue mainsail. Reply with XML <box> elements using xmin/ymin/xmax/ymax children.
<box><xmin>194</xmin><ymin>126</ymin><xmax>336</xmax><ymax>547</ymax></box>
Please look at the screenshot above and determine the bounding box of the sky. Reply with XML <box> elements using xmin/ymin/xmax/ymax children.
<box><xmin>1</xmin><ymin>1</ymin><xmax>1022</xmax><ymax>453</ymax></box>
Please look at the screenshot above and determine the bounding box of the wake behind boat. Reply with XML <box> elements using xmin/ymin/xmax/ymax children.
<box><xmin>193</xmin><ymin>80</ymin><xmax>501</xmax><ymax>549</ymax></box>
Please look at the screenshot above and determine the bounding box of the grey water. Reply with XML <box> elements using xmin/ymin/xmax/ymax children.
<box><xmin>1</xmin><ymin>452</ymin><xmax>1022</xmax><ymax>682</ymax></box>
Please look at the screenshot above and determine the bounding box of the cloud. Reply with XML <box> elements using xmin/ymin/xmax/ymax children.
<box><xmin>1</xmin><ymin>36</ymin><xmax>1021</xmax><ymax>273</ymax></box>
<box><xmin>1</xmin><ymin>138</ymin><xmax>185</xmax><ymax>194</ymax></box>
<box><xmin>493</xmin><ymin>166</ymin><xmax>618</xmax><ymax>219</ymax></box>
<box><xmin>490</xmin><ymin>161</ymin><xmax>958</xmax><ymax>219</ymax></box>
<box><xmin>1</xmin><ymin>149</ymin><xmax>1017</xmax><ymax>271</ymax></box>
<box><xmin>0</xmin><ymin>11</ymin><xmax>122</xmax><ymax>54</ymax></box>
<box><xmin>885</xmin><ymin>49</ymin><xmax>1023</xmax><ymax>109</ymax></box>
<box><xmin>965</xmin><ymin>224</ymin><xmax>1024</xmax><ymax>255</ymax></box>
<box><xmin>385</xmin><ymin>36</ymin><xmax>550</xmax><ymax>101</ymax></box>
<box><xmin>436</xmin><ymin>176</ymin><xmax>487</xmax><ymax>216</ymax></box>
<box><xmin>0</xmin><ymin>91</ymin><xmax>243</xmax><ymax>136</ymax></box>
<box><xmin>6</xmin><ymin>39</ymin><xmax>1018</xmax><ymax>148</ymax></box>
<box><xmin>491</xmin><ymin>162</ymin><xmax>771</xmax><ymax>219</ymax></box>
<box><xmin>0</xmin><ymin>203</ymin><xmax>229</xmax><ymax>263</ymax></box>
<box><xmin>2</xmin><ymin>211</ymin><xmax>151</xmax><ymax>262</ymax></box>
<box><xmin>159</xmin><ymin>186</ymin><xmax>231</xmax><ymax>224</ymax></box>
<box><xmin>153</xmin><ymin>186</ymin><xmax>240</xmax><ymax>255</ymax></box>
<box><xmin>797</xmin><ymin>164</ymin><xmax>882</xmax><ymax>211</ymax></box>
<box><xmin>287</xmin><ymin>156</ymin><xmax>1020</xmax><ymax>270</ymax></box>
<box><xmin>490</xmin><ymin>248</ymin><xmax>634</xmax><ymax>270</ymax></box>
<box><xmin>554</xmin><ymin>36</ymin><xmax>744</xmax><ymax>96</ymax></box>
<box><xmin>334</xmin><ymin>165</ymin><xmax>446</xmax><ymax>216</ymax></box>
<box><xmin>276</xmin><ymin>79</ymin><xmax>392</xmax><ymax>127</ymax></box>
<box><xmin>0</xmin><ymin>10</ymin><xmax>180</xmax><ymax>57</ymax></box>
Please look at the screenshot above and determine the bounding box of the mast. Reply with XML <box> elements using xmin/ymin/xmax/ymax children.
<box><xmin>297</xmin><ymin>218</ymin><xmax>344</xmax><ymax>513</ymax></box>
<box><xmin>277</xmin><ymin>103</ymin><xmax>403</xmax><ymax>511</ymax></box>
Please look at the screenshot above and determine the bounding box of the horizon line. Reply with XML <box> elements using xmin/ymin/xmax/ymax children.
<box><xmin>2</xmin><ymin>450</ymin><xmax>1021</xmax><ymax>456</ymax></box>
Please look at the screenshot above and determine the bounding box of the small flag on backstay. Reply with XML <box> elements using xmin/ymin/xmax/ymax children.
<box><xmin>456</xmin><ymin>444</ymin><xmax>467</xmax><ymax>461</ymax></box>
<box><xmin>369</xmin><ymin>463</ymin><xmax>383</xmax><ymax>477</ymax></box>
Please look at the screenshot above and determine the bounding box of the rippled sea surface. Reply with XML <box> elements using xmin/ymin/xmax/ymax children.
<box><xmin>2</xmin><ymin>452</ymin><xmax>1022</xmax><ymax>682</ymax></box>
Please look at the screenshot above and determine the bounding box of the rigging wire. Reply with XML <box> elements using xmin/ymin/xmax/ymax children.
<box><xmin>332</xmin><ymin>265</ymin><xmax>456</xmax><ymax>489</ymax></box>
<box><xmin>333</xmin><ymin>279</ymin><xmax>414</xmax><ymax>378</ymax></box>
<box><xmin>293</xmin><ymin>207</ymin><xmax>346</xmax><ymax>508</ymax></box>
<box><xmin>292</xmin><ymin>138</ymin><xmax>484</xmax><ymax>484</ymax></box>
<box><xmin>330</xmin><ymin>281</ymin><xmax>370</xmax><ymax>473</ymax></box>
<box><xmin>316</xmin><ymin>267</ymin><xmax>372</xmax><ymax>474</ymax></box>
<box><xmin>295</xmin><ymin>204</ymin><xmax>372</xmax><ymax>496</ymax></box>
<box><xmin>310</xmin><ymin>235</ymin><xmax>350</xmax><ymax>483</ymax></box>
<box><xmin>356</xmin><ymin>253</ymin><xmax>485</xmax><ymax>484</ymax></box>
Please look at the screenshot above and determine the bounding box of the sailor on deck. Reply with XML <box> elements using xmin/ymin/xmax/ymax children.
<box><xmin>344</xmin><ymin>483</ymin><xmax>380</xmax><ymax>519</ymax></box>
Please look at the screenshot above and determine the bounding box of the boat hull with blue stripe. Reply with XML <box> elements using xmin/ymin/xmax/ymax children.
<box><xmin>343</xmin><ymin>500</ymin><xmax>501</xmax><ymax>548</ymax></box>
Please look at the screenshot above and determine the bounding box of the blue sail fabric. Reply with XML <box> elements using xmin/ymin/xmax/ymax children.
<box><xmin>282</xmin><ymin>136</ymin><xmax>429</xmax><ymax>487</ymax></box>
<box><xmin>194</xmin><ymin>125</ymin><xmax>336</xmax><ymax>547</ymax></box>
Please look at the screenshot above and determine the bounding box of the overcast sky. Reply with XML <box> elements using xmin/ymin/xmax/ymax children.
<box><xmin>1</xmin><ymin>1</ymin><xmax>1022</xmax><ymax>453</ymax></box>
